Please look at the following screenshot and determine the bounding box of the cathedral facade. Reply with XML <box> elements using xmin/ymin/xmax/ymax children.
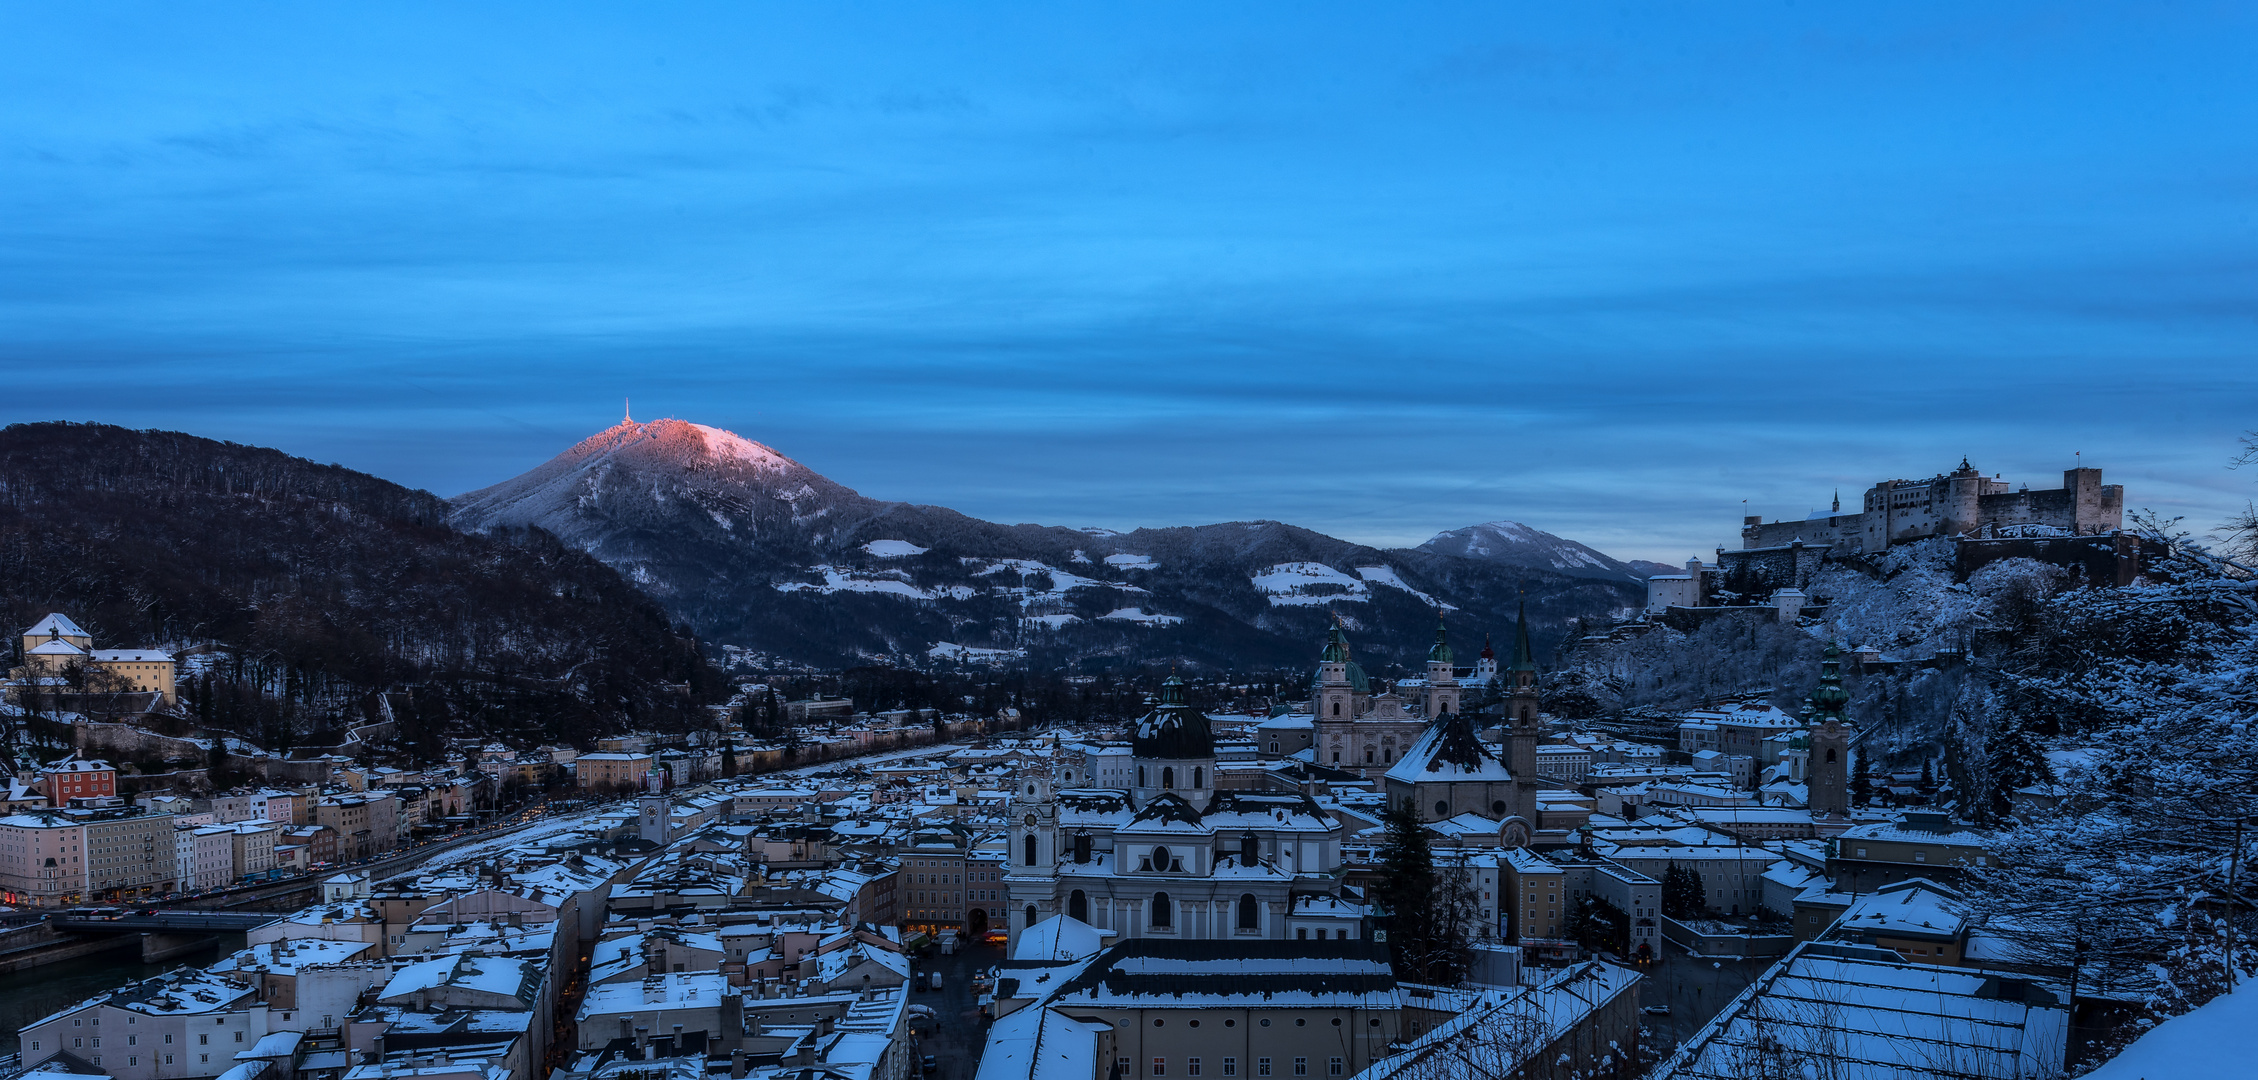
<box><xmin>1003</xmin><ymin>677</ymin><xmax>1345</xmax><ymax>946</ymax></box>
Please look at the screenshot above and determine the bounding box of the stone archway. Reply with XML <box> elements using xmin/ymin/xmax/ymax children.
<box><xmin>969</xmin><ymin>907</ymin><xmax>990</xmax><ymax>939</ymax></box>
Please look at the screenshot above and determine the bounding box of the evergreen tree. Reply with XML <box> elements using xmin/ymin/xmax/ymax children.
<box><xmin>1372</xmin><ymin>800</ymin><xmax>1441</xmax><ymax>980</ymax></box>
<box><xmin>1982</xmin><ymin>718</ymin><xmax>2053</xmax><ymax>824</ymax></box>
<box><xmin>1662</xmin><ymin>862</ymin><xmax>1706</xmax><ymax>920</ymax></box>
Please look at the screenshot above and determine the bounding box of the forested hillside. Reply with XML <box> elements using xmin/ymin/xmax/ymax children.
<box><xmin>0</xmin><ymin>422</ymin><xmax>721</xmax><ymax>754</ymax></box>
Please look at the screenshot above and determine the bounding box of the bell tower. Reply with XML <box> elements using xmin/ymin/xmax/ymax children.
<box><xmin>1807</xmin><ymin>644</ymin><xmax>1853</xmax><ymax>820</ymax></box>
<box><xmin>1008</xmin><ymin>773</ymin><xmax>1058</xmax><ymax>878</ymax></box>
<box><xmin>1422</xmin><ymin>617</ymin><xmax>1461</xmax><ymax>718</ymax></box>
<box><xmin>1315</xmin><ymin>621</ymin><xmax>1355</xmax><ymax>723</ymax></box>
<box><xmin>1505</xmin><ymin>602</ymin><xmax>1541</xmax><ymax>820</ymax></box>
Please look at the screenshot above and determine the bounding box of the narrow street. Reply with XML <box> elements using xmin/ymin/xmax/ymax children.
<box><xmin>909</xmin><ymin>942</ymin><xmax>1006</xmax><ymax>1080</ymax></box>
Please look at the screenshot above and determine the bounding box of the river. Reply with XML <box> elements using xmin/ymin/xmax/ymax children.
<box><xmin>0</xmin><ymin>940</ymin><xmax>221</xmax><ymax>1055</ymax></box>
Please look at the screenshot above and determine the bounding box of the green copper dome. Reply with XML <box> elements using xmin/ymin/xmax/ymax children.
<box><xmin>1320</xmin><ymin>623</ymin><xmax>1349</xmax><ymax>663</ymax></box>
<box><xmin>1807</xmin><ymin>643</ymin><xmax>1851</xmax><ymax>720</ymax></box>
<box><xmin>1428</xmin><ymin>618</ymin><xmax>1453</xmax><ymax>665</ymax></box>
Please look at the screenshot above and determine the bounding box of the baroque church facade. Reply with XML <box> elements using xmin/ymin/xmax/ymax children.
<box><xmin>1004</xmin><ymin>613</ymin><xmax>1561</xmax><ymax>948</ymax></box>
<box><xmin>1004</xmin><ymin>676</ymin><xmax>1345</xmax><ymax>945</ymax></box>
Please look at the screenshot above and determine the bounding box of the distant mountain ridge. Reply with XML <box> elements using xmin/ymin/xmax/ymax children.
<box><xmin>1418</xmin><ymin>520</ymin><xmax>1667</xmax><ymax>583</ymax></box>
<box><xmin>450</xmin><ymin>419</ymin><xmax>1648</xmax><ymax>670</ymax></box>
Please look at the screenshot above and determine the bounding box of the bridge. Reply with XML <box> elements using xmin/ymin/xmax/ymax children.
<box><xmin>52</xmin><ymin>911</ymin><xmax>283</xmax><ymax>934</ymax></box>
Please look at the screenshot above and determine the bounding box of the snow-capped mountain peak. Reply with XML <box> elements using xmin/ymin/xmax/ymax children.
<box><xmin>1417</xmin><ymin>520</ymin><xmax>1652</xmax><ymax>582</ymax></box>
<box><xmin>450</xmin><ymin>421</ymin><xmax>1645</xmax><ymax>666</ymax></box>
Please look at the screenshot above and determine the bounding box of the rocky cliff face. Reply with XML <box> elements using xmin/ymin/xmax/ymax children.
<box><xmin>450</xmin><ymin>420</ymin><xmax>1645</xmax><ymax>671</ymax></box>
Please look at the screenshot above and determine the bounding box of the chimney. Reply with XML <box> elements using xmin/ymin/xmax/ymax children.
<box><xmin>730</xmin><ymin>1051</ymin><xmax>747</xmax><ymax>1080</ymax></box>
<box><xmin>720</xmin><ymin>990</ymin><xmax>744</xmax><ymax>1051</ymax></box>
<box><xmin>619</xmin><ymin>1018</ymin><xmax>633</xmax><ymax>1043</ymax></box>
<box><xmin>817</xmin><ymin>1015</ymin><xmax>834</xmax><ymax>1037</ymax></box>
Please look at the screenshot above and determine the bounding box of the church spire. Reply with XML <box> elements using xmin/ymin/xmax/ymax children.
<box><xmin>1427</xmin><ymin>616</ymin><xmax>1452</xmax><ymax>665</ymax></box>
<box><xmin>1508</xmin><ymin>600</ymin><xmax>1537</xmax><ymax>673</ymax></box>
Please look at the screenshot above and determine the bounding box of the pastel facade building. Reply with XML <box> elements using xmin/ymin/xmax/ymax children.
<box><xmin>17</xmin><ymin>613</ymin><xmax>177</xmax><ymax>704</ymax></box>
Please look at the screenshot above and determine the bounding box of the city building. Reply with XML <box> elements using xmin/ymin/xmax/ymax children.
<box><xmin>1005</xmin><ymin>675</ymin><xmax>1347</xmax><ymax>947</ymax></box>
<box><xmin>42</xmin><ymin>755</ymin><xmax>119</xmax><ymax>806</ymax></box>
<box><xmin>0</xmin><ymin>805</ymin><xmax>177</xmax><ymax>906</ymax></box>
<box><xmin>15</xmin><ymin>612</ymin><xmax>178</xmax><ymax>704</ymax></box>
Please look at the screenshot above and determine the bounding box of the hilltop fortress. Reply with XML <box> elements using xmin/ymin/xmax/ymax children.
<box><xmin>1741</xmin><ymin>459</ymin><xmax>2122</xmax><ymax>554</ymax></box>
<box><xmin>1648</xmin><ymin>459</ymin><xmax>2133</xmax><ymax>619</ymax></box>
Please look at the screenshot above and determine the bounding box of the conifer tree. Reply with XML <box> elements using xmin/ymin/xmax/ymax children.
<box><xmin>1662</xmin><ymin>862</ymin><xmax>1706</xmax><ymax>920</ymax></box>
<box><xmin>1373</xmin><ymin>800</ymin><xmax>1441</xmax><ymax>979</ymax></box>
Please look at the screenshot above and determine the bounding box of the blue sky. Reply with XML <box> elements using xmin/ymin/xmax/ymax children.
<box><xmin>5</xmin><ymin>3</ymin><xmax>2256</xmax><ymax>561</ymax></box>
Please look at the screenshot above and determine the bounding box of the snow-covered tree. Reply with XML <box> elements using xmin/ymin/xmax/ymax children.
<box><xmin>1968</xmin><ymin>525</ymin><xmax>2258</xmax><ymax>1027</ymax></box>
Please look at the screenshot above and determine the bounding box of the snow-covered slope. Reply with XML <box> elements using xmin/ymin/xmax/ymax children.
<box><xmin>449</xmin><ymin>420</ymin><xmax>1642</xmax><ymax>668</ymax></box>
<box><xmin>1418</xmin><ymin>520</ymin><xmax>1653</xmax><ymax>583</ymax></box>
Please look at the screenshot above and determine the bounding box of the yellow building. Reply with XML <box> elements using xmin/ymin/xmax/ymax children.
<box><xmin>17</xmin><ymin>613</ymin><xmax>177</xmax><ymax>705</ymax></box>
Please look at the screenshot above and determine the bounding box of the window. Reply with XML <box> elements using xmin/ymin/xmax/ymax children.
<box><xmin>1153</xmin><ymin>845</ymin><xmax>1172</xmax><ymax>871</ymax></box>
<box><xmin>1435</xmin><ymin>800</ymin><xmax>1449</xmax><ymax>817</ymax></box>
<box><xmin>1152</xmin><ymin>892</ymin><xmax>1172</xmax><ymax>927</ymax></box>
<box><xmin>165</xmin><ymin>1056</ymin><xmax>174</xmax><ymax>1065</ymax></box>
<box><xmin>1153</xmin><ymin>1059</ymin><xmax>1167</xmax><ymax>1076</ymax></box>
<box><xmin>201</xmin><ymin>1056</ymin><xmax>210</xmax><ymax>1065</ymax></box>
<box><xmin>1120</xmin><ymin>1060</ymin><xmax>1133</xmax><ymax>1078</ymax></box>
<box><xmin>1294</xmin><ymin>1059</ymin><xmax>1308</xmax><ymax>1076</ymax></box>
<box><xmin>1223</xmin><ymin>1059</ymin><xmax>1237</xmax><ymax>1077</ymax></box>
<box><xmin>1328</xmin><ymin>1059</ymin><xmax>1343</xmax><ymax>1076</ymax></box>
<box><xmin>129</xmin><ymin>1058</ymin><xmax>138</xmax><ymax>1068</ymax></box>
<box><xmin>1258</xmin><ymin>1060</ymin><xmax>1272</xmax><ymax>1077</ymax></box>
<box><xmin>1364</xmin><ymin>748</ymin><xmax>1373</xmax><ymax>763</ymax></box>
<box><xmin>1189</xmin><ymin>1058</ymin><xmax>1202</xmax><ymax>1076</ymax></box>
<box><xmin>1238</xmin><ymin>893</ymin><xmax>1259</xmax><ymax>929</ymax></box>
<box><xmin>129</xmin><ymin>1036</ymin><xmax>137</xmax><ymax>1046</ymax></box>
<box><xmin>1139</xmin><ymin>767</ymin><xmax>1147</xmax><ymax>787</ymax></box>
<box><xmin>1023</xmin><ymin>835</ymin><xmax>1037</xmax><ymax>866</ymax></box>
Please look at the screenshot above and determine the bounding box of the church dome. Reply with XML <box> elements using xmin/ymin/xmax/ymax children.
<box><xmin>1130</xmin><ymin>675</ymin><xmax>1216</xmax><ymax>760</ymax></box>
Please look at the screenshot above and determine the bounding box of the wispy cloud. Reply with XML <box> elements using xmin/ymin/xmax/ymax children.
<box><xmin>2</xmin><ymin>3</ymin><xmax>2255</xmax><ymax>561</ymax></box>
